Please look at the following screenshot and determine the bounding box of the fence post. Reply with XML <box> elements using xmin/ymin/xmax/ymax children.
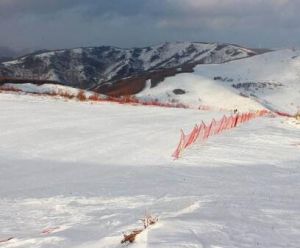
<box><xmin>172</xmin><ymin>129</ymin><xmax>185</xmax><ymax>159</ymax></box>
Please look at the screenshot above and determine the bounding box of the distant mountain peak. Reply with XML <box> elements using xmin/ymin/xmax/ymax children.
<box><xmin>1</xmin><ymin>42</ymin><xmax>259</xmax><ymax>93</ymax></box>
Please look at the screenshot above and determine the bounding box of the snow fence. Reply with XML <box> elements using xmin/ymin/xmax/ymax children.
<box><xmin>172</xmin><ymin>110</ymin><xmax>269</xmax><ymax>159</ymax></box>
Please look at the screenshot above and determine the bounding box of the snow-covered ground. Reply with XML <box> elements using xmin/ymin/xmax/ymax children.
<box><xmin>1</xmin><ymin>83</ymin><xmax>81</xmax><ymax>96</ymax></box>
<box><xmin>1</xmin><ymin>92</ymin><xmax>300</xmax><ymax>248</ymax></box>
<box><xmin>138</xmin><ymin>49</ymin><xmax>300</xmax><ymax>115</ymax></box>
<box><xmin>137</xmin><ymin>76</ymin><xmax>265</xmax><ymax>112</ymax></box>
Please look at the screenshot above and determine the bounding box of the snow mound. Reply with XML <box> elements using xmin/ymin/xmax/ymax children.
<box><xmin>2</xmin><ymin>83</ymin><xmax>79</xmax><ymax>95</ymax></box>
<box><xmin>0</xmin><ymin>83</ymin><xmax>96</xmax><ymax>98</ymax></box>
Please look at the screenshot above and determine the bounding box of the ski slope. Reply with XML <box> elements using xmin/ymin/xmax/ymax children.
<box><xmin>0</xmin><ymin>92</ymin><xmax>300</xmax><ymax>248</ymax></box>
<box><xmin>138</xmin><ymin>49</ymin><xmax>300</xmax><ymax>115</ymax></box>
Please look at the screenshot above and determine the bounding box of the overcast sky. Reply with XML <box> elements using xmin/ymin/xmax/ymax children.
<box><xmin>1</xmin><ymin>0</ymin><xmax>300</xmax><ymax>51</ymax></box>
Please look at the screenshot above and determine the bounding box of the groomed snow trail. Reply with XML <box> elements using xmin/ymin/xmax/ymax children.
<box><xmin>0</xmin><ymin>93</ymin><xmax>300</xmax><ymax>248</ymax></box>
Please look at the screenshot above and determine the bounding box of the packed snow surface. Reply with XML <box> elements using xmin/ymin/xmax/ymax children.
<box><xmin>0</xmin><ymin>92</ymin><xmax>300</xmax><ymax>248</ymax></box>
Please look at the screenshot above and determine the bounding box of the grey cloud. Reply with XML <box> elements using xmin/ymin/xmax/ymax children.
<box><xmin>0</xmin><ymin>0</ymin><xmax>147</xmax><ymax>17</ymax></box>
<box><xmin>0</xmin><ymin>0</ymin><xmax>300</xmax><ymax>50</ymax></box>
<box><xmin>0</xmin><ymin>0</ymin><xmax>78</xmax><ymax>16</ymax></box>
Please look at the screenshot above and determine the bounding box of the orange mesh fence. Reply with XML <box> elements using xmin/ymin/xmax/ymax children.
<box><xmin>172</xmin><ymin>110</ymin><xmax>269</xmax><ymax>159</ymax></box>
<box><xmin>275</xmin><ymin>111</ymin><xmax>293</xmax><ymax>117</ymax></box>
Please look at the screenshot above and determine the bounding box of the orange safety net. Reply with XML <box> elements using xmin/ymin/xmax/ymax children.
<box><xmin>172</xmin><ymin>110</ymin><xmax>269</xmax><ymax>159</ymax></box>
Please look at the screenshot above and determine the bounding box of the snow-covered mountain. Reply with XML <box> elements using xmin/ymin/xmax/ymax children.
<box><xmin>137</xmin><ymin>49</ymin><xmax>300</xmax><ymax>115</ymax></box>
<box><xmin>0</xmin><ymin>42</ymin><xmax>257</xmax><ymax>89</ymax></box>
<box><xmin>1</xmin><ymin>45</ymin><xmax>300</xmax><ymax>248</ymax></box>
<box><xmin>2</xmin><ymin>47</ymin><xmax>299</xmax><ymax>115</ymax></box>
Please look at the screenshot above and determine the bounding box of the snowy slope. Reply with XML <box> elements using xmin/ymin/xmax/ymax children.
<box><xmin>137</xmin><ymin>75</ymin><xmax>265</xmax><ymax>112</ymax></box>
<box><xmin>196</xmin><ymin>49</ymin><xmax>300</xmax><ymax>114</ymax></box>
<box><xmin>138</xmin><ymin>49</ymin><xmax>300</xmax><ymax>115</ymax></box>
<box><xmin>0</xmin><ymin>83</ymin><xmax>83</xmax><ymax>96</ymax></box>
<box><xmin>0</xmin><ymin>42</ymin><xmax>256</xmax><ymax>89</ymax></box>
<box><xmin>0</xmin><ymin>92</ymin><xmax>300</xmax><ymax>248</ymax></box>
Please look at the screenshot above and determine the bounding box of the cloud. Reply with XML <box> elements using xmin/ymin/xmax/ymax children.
<box><xmin>0</xmin><ymin>0</ymin><xmax>147</xmax><ymax>17</ymax></box>
<box><xmin>0</xmin><ymin>0</ymin><xmax>300</xmax><ymax>50</ymax></box>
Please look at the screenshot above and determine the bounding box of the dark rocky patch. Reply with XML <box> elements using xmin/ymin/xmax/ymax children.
<box><xmin>173</xmin><ymin>89</ymin><xmax>186</xmax><ymax>95</ymax></box>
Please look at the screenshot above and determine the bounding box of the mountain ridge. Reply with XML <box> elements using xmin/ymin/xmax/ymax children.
<box><xmin>0</xmin><ymin>42</ymin><xmax>259</xmax><ymax>93</ymax></box>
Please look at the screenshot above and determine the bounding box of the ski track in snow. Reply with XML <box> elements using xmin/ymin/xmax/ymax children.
<box><xmin>0</xmin><ymin>93</ymin><xmax>300</xmax><ymax>248</ymax></box>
